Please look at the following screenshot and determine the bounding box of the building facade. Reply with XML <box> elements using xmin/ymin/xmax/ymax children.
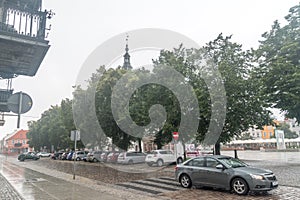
<box><xmin>1</xmin><ymin>129</ymin><xmax>31</xmax><ymax>155</ymax></box>
<box><xmin>261</xmin><ymin>125</ymin><xmax>275</xmax><ymax>139</ymax></box>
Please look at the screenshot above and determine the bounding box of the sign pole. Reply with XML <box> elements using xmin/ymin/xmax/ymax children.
<box><xmin>73</xmin><ymin>131</ymin><xmax>77</xmax><ymax>180</ymax></box>
<box><xmin>17</xmin><ymin>92</ymin><xmax>23</xmax><ymax>128</ymax></box>
<box><xmin>173</xmin><ymin>132</ymin><xmax>179</xmax><ymax>164</ymax></box>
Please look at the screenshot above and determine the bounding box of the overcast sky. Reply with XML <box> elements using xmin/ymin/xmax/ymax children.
<box><xmin>0</xmin><ymin>0</ymin><xmax>298</xmax><ymax>138</ymax></box>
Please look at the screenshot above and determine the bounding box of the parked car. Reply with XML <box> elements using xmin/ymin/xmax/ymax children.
<box><xmin>37</xmin><ymin>152</ymin><xmax>51</xmax><ymax>157</ymax></box>
<box><xmin>175</xmin><ymin>155</ymin><xmax>278</xmax><ymax>195</ymax></box>
<box><xmin>18</xmin><ymin>152</ymin><xmax>40</xmax><ymax>161</ymax></box>
<box><xmin>67</xmin><ymin>151</ymin><xmax>74</xmax><ymax>160</ymax></box>
<box><xmin>51</xmin><ymin>152</ymin><xmax>64</xmax><ymax>160</ymax></box>
<box><xmin>107</xmin><ymin>152</ymin><xmax>121</xmax><ymax>163</ymax></box>
<box><xmin>100</xmin><ymin>151</ymin><xmax>110</xmax><ymax>162</ymax></box>
<box><xmin>145</xmin><ymin>149</ymin><xmax>183</xmax><ymax>167</ymax></box>
<box><xmin>61</xmin><ymin>152</ymin><xmax>69</xmax><ymax>160</ymax></box>
<box><xmin>82</xmin><ymin>152</ymin><xmax>89</xmax><ymax>162</ymax></box>
<box><xmin>72</xmin><ymin>151</ymin><xmax>88</xmax><ymax>161</ymax></box>
<box><xmin>88</xmin><ymin>151</ymin><xmax>103</xmax><ymax>162</ymax></box>
<box><xmin>117</xmin><ymin>151</ymin><xmax>147</xmax><ymax>164</ymax></box>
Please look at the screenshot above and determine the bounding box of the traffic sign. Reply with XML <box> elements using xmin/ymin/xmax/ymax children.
<box><xmin>70</xmin><ymin>130</ymin><xmax>80</xmax><ymax>141</ymax></box>
<box><xmin>173</xmin><ymin>132</ymin><xmax>179</xmax><ymax>140</ymax></box>
<box><xmin>7</xmin><ymin>92</ymin><xmax>33</xmax><ymax>114</ymax></box>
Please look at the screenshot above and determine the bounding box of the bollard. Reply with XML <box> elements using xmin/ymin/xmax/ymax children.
<box><xmin>234</xmin><ymin>149</ymin><xmax>238</xmax><ymax>158</ymax></box>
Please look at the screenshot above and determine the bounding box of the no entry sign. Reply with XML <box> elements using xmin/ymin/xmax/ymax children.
<box><xmin>173</xmin><ymin>132</ymin><xmax>179</xmax><ymax>140</ymax></box>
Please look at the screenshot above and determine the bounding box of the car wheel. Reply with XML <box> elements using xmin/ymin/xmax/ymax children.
<box><xmin>128</xmin><ymin>160</ymin><xmax>133</xmax><ymax>165</ymax></box>
<box><xmin>76</xmin><ymin>157</ymin><xmax>81</xmax><ymax>161</ymax></box>
<box><xmin>93</xmin><ymin>158</ymin><xmax>98</xmax><ymax>162</ymax></box>
<box><xmin>231</xmin><ymin>178</ymin><xmax>249</xmax><ymax>195</ymax></box>
<box><xmin>180</xmin><ymin>174</ymin><xmax>192</xmax><ymax>188</ymax></box>
<box><xmin>157</xmin><ymin>159</ymin><xmax>164</xmax><ymax>167</ymax></box>
<box><xmin>147</xmin><ymin>162</ymin><xmax>152</xmax><ymax>167</ymax></box>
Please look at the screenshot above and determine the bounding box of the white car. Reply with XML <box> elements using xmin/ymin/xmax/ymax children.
<box><xmin>37</xmin><ymin>152</ymin><xmax>51</xmax><ymax>157</ymax></box>
<box><xmin>145</xmin><ymin>150</ymin><xmax>183</xmax><ymax>167</ymax></box>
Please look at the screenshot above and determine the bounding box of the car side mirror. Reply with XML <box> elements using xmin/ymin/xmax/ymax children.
<box><xmin>216</xmin><ymin>164</ymin><xmax>224</xmax><ymax>170</ymax></box>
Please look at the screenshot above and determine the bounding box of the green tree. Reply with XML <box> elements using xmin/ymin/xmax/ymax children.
<box><xmin>255</xmin><ymin>3</ymin><xmax>300</xmax><ymax>122</ymax></box>
<box><xmin>203</xmin><ymin>34</ymin><xmax>272</xmax><ymax>154</ymax></box>
<box><xmin>27</xmin><ymin>100</ymin><xmax>81</xmax><ymax>152</ymax></box>
<box><xmin>27</xmin><ymin>105</ymin><xmax>69</xmax><ymax>151</ymax></box>
<box><xmin>95</xmin><ymin>67</ymin><xmax>137</xmax><ymax>151</ymax></box>
<box><xmin>151</xmin><ymin>35</ymin><xmax>271</xmax><ymax>154</ymax></box>
<box><xmin>73</xmin><ymin>66</ymin><xmax>109</xmax><ymax>150</ymax></box>
<box><xmin>276</xmin><ymin>123</ymin><xmax>298</xmax><ymax>139</ymax></box>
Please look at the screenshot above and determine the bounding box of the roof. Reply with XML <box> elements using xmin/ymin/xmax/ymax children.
<box><xmin>205</xmin><ymin>155</ymin><xmax>231</xmax><ymax>159</ymax></box>
<box><xmin>6</xmin><ymin>129</ymin><xmax>28</xmax><ymax>140</ymax></box>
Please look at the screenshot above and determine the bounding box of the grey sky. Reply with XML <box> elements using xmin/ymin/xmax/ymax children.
<box><xmin>0</xmin><ymin>0</ymin><xmax>298</xmax><ymax>138</ymax></box>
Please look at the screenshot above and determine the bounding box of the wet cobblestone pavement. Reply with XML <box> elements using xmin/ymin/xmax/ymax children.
<box><xmin>0</xmin><ymin>151</ymin><xmax>299</xmax><ymax>200</ymax></box>
<box><xmin>162</xmin><ymin>186</ymin><xmax>300</xmax><ymax>200</ymax></box>
<box><xmin>0</xmin><ymin>172</ymin><xmax>23</xmax><ymax>200</ymax></box>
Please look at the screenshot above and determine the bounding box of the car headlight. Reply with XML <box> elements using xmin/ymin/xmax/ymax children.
<box><xmin>250</xmin><ymin>174</ymin><xmax>264</xmax><ymax>180</ymax></box>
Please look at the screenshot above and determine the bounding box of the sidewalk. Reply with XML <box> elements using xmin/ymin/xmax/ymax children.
<box><xmin>0</xmin><ymin>156</ymin><xmax>160</xmax><ymax>200</ymax></box>
<box><xmin>0</xmin><ymin>172</ymin><xmax>23</xmax><ymax>200</ymax></box>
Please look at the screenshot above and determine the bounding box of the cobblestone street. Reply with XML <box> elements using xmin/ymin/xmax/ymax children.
<box><xmin>0</xmin><ymin>173</ymin><xmax>23</xmax><ymax>200</ymax></box>
<box><xmin>0</xmin><ymin>151</ymin><xmax>299</xmax><ymax>200</ymax></box>
<box><xmin>162</xmin><ymin>185</ymin><xmax>300</xmax><ymax>200</ymax></box>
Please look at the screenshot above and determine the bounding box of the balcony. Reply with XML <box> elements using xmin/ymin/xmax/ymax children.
<box><xmin>0</xmin><ymin>0</ymin><xmax>53</xmax><ymax>78</ymax></box>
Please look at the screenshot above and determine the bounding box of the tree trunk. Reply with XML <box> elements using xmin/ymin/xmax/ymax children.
<box><xmin>138</xmin><ymin>139</ymin><xmax>142</xmax><ymax>152</ymax></box>
<box><xmin>214</xmin><ymin>142</ymin><xmax>221</xmax><ymax>155</ymax></box>
<box><xmin>182</xmin><ymin>142</ymin><xmax>186</xmax><ymax>160</ymax></box>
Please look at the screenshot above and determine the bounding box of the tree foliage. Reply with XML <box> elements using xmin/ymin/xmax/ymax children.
<box><xmin>149</xmin><ymin>36</ymin><xmax>272</xmax><ymax>154</ymax></box>
<box><xmin>255</xmin><ymin>3</ymin><xmax>300</xmax><ymax>122</ymax></box>
<box><xmin>276</xmin><ymin>123</ymin><xmax>298</xmax><ymax>139</ymax></box>
<box><xmin>27</xmin><ymin>100</ymin><xmax>79</xmax><ymax>152</ymax></box>
<box><xmin>72</xmin><ymin>66</ymin><xmax>109</xmax><ymax>150</ymax></box>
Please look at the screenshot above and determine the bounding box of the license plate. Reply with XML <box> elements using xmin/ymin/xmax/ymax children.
<box><xmin>272</xmin><ymin>181</ymin><xmax>278</xmax><ymax>186</ymax></box>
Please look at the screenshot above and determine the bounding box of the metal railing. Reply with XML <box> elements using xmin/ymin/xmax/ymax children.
<box><xmin>0</xmin><ymin>1</ymin><xmax>53</xmax><ymax>41</ymax></box>
<box><xmin>0</xmin><ymin>8</ymin><xmax>47</xmax><ymax>40</ymax></box>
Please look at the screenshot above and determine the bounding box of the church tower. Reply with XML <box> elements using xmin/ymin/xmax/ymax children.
<box><xmin>122</xmin><ymin>35</ymin><xmax>132</xmax><ymax>70</ymax></box>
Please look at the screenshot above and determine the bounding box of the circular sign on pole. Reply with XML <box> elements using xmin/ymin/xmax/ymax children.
<box><xmin>173</xmin><ymin>132</ymin><xmax>179</xmax><ymax>141</ymax></box>
<box><xmin>7</xmin><ymin>92</ymin><xmax>33</xmax><ymax>114</ymax></box>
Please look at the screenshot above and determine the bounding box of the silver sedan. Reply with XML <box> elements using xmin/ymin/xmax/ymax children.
<box><xmin>175</xmin><ymin>155</ymin><xmax>278</xmax><ymax>195</ymax></box>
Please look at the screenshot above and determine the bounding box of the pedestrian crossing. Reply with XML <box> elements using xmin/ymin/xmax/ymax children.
<box><xmin>115</xmin><ymin>177</ymin><xmax>183</xmax><ymax>196</ymax></box>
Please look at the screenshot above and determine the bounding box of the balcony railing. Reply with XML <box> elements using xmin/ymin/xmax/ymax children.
<box><xmin>0</xmin><ymin>0</ymin><xmax>53</xmax><ymax>41</ymax></box>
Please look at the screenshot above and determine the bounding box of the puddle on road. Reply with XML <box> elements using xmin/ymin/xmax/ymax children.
<box><xmin>24</xmin><ymin>178</ymin><xmax>47</xmax><ymax>183</ymax></box>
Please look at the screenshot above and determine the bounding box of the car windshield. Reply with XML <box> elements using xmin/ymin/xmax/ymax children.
<box><xmin>149</xmin><ymin>151</ymin><xmax>158</xmax><ymax>155</ymax></box>
<box><xmin>219</xmin><ymin>157</ymin><xmax>248</xmax><ymax>168</ymax></box>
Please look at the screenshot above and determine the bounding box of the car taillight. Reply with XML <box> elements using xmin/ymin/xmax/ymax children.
<box><xmin>174</xmin><ymin>166</ymin><xmax>178</xmax><ymax>171</ymax></box>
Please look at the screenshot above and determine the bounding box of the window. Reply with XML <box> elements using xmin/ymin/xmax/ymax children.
<box><xmin>167</xmin><ymin>151</ymin><xmax>173</xmax><ymax>154</ymax></box>
<box><xmin>126</xmin><ymin>153</ymin><xmax>135</xmax><ymax>156</ymax></box>
<box><xmin>12</xmin><ymin>140</ymin><xmax>14</xmax><ymax>144</ymax></box>
<box><xmin>186</xmin><ymin>157</ymin><xmax>205</xmax><ymax>167</ymax></box>
<box><xmin>206</xmin><ymin>158</ymin><xmax>219</xmax><ymax>168</ymax></box>
<box><xmin>160</xmin><ymin>151</ymin><xmax>168</xmax><ymax>154</ymax></box>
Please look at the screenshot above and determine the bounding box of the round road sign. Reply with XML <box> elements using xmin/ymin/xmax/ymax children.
<box><xmin>7</xmin><ymin>92</ymin><xmax>33</xmax><ymax>114</ymax></box>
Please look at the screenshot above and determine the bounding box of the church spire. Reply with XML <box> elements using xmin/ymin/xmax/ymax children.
<box><xmin>122</xmin><ymin>34</ymin><xmax>132</xmax><ymax>70</ymax></box>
